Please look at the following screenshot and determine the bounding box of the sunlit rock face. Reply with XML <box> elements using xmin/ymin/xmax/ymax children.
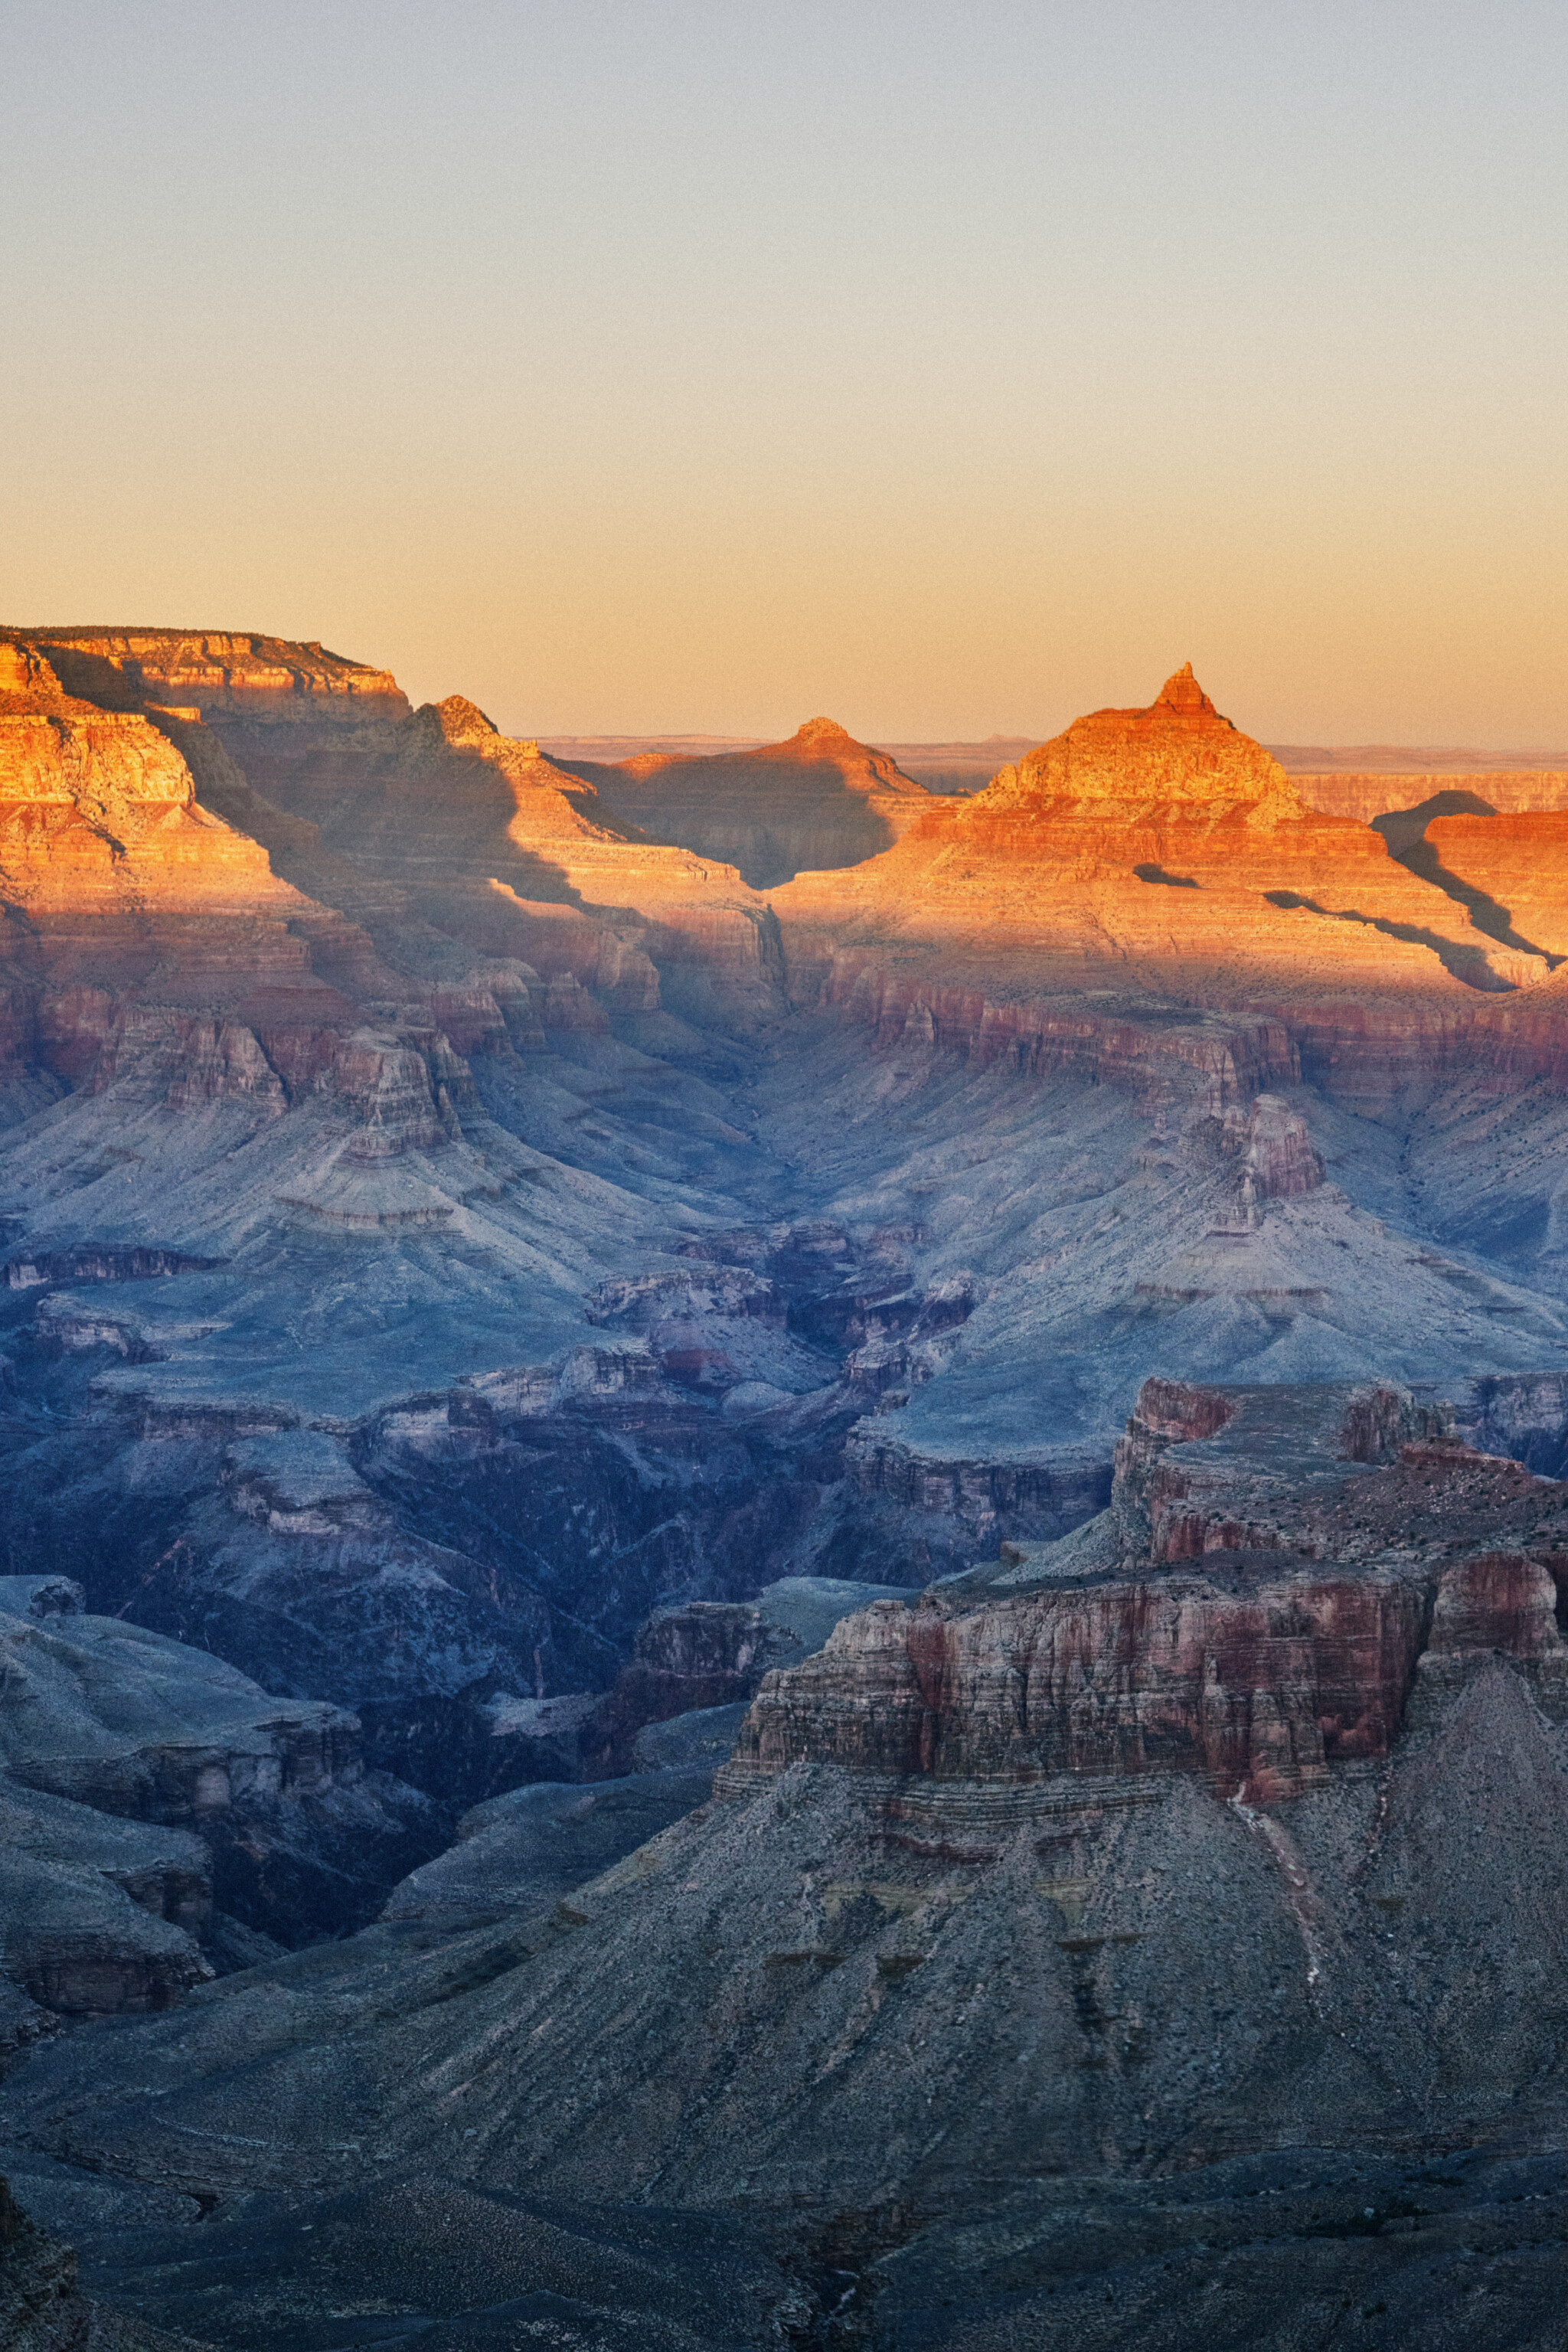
<box><xmin>988</xmin><ymin>660</ymin><xmax>1302</xmax><ymax>819</ymax></box>
<box><xmin>0</xmin><ymin>636</ymin><xmax>415</xmax><ymax>1131</ymax></box>
<box><xmin>1297</xmin><ymin>764</ymin><xmax>1568</xmax><ymax>823</ymax></box>
<box><xmin>770</xmin><ymin>664</ymin><xmax>1568</xmax><ymax>1107</ymax></box>
<box><xmin>1420</xmin><ymin>806</ymin><xmax>1568</xmax><ymax>958</ymax></box>
<box><xmin>24</xmin><ymin>627</ymin><xmax>410</xmax><ymax>735</ymax></box>
<box><xmin>139</xmin><ymin>669</ymin><xmax>799</xmax><ymax>1032</ymax></box>
<box><xmin>565</xmin><ymin>714</ymin><xmax>934</xmax><ymax>887</ymax></box>
<box><xmin>0</xmin><ymin>641</ymin><xmax>277</xmax><ymax>904</ymax></box>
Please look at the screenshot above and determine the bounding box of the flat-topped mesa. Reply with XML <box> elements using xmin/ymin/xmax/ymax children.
<box><xmin>726</xmin><ymin>1374</ymin><xmax>1568</xmax><ymax>1805</ymax></box>
<box><xmin>1108</xmin><ymin>1375</ymin><xmax>1446</xmax><ymax>1561</ymax></box>
<box><xmin>983</xmin><ymin>663</ymin><xmax>1305</xmax><ymax>826</ymax></box>
<box><xmin>0</xmin><ymin>642</ymin><xmax>204</xmax><ymax>848</ymax></box>
<box><xmin>0</xmin><ymin>635</ymin><xmax>428</xmax><ymax>1104</ymax></box>
<box><xmin>16</xmin><ymin>628</ymin><xmax>410</xmax><ymax>735</ymax></box>
<box><xmin>0</xmin><ymin>632</ymin><xmax>314</xmax><ymax>969</ymax></box>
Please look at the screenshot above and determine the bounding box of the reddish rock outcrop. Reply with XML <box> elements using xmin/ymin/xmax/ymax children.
<box><xmin>1295</xmin><ymin>768</ymin><xmax>1568</xmax><ymax>824</ymax></box>
<box><xmin>731</xmin><ymin>1565</ymin><xmax>1423</xmax><ymax>1802</ymax></box>
<box><xmin>769</xmin><ymin>666</ymin><xmax>1568</xmax><ymax>1106</ymax></box>
<box><xmin>1427</xmin><ymin>1551</ymin><xmax>1565</xmax><ymax>1660</ymax></box>
<box><xmin>729</xmin><ymin>1374</ymin><xmax>1568</xmax><ymax>1806</ymax></box>
<box><xmin>183</xmin><ymin>681</ymin><xmax>790</xmax><ymax>1025</ymax></box>
<box><xmin>0</xmin><ymin>641</ymin><xmax>421</xmax><ymax>1104</ymax></box>
<box><xmin>26</xmin><ymin>627</ymin><xmax>409</xmax><ymax>735</ymax></box>
<box><xmin>1421</xmin><ymin>808</ymin><xmax>1568</xmax><ymax>959</ymax></box>
<box><xmin>28</xmin><ymin>635</ymin><xmax>1568</xmax><ymax>1109</ymax></box>
<box><xmin>586</xmin><ymin>1602</ymin><xmax>769</xmax><ymax>1772</ymax></box>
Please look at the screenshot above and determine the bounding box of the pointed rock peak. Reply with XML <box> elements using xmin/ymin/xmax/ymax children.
<box><xmin>432</xmin><ymin>694</ymin><xmax>500</xmax><ymax>743</ymax></box>
<box><xmin>1154</xmin><ymin>664</ymin><xmax>1217</xmax><ymax>717</ymax></box>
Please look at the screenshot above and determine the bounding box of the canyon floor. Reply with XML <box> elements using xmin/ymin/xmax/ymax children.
<box><xmin>0</xmin><ymin>633</ymin><xmax>1565</xmax><ymax>2348</ymax></box>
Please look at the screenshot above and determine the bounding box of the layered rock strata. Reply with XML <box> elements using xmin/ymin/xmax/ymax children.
<box><xmin>728</xmin><ymin>1375</ymin><xmax>1568</xmax><ymax>1805</ymax></box>
<box><xmin>24</xmin><ymin>628</ymin><xmax>408</xmax><ymax>735</ymax></box>
<box><xmin>1296</xmin><ymin>766</ymin><xmax>1568</xmax><ymax>822</ymax></box>
<box><xmin>142</xmin><ymin>681</ymin><xmax>789</xmax><ymax>1027</ymax></box>
<box><xmin>9</xmin><ymin>1639</ymin><xmax>1565</xmax><ymax>2282</ymax></box>
<box><xmin>0</xmin><ymin>639</ymin><xmax>424</xmax><ymax>1123</ymax></box>
<box><xmin>4</xmin><ymin>1377</ymin><xmax>1568</xmax><ymax>2347</ymax></box>
<box><xmin>769</xmin><ymin>665</ymin><xmax>1568</xmax><ymax>1106</ymax></box>
<box><xmin>581</xmin><ymin>1576</ymin><xmax>906</xmax><ymax>1773</ymax></box>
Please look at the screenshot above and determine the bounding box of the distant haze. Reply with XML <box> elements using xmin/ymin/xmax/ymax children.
<box><xmin>541</xmin><ymin>735</ymin><xmax>1568</xmax><ymax>790</ymax></box>
<box><xmin>3</xmin><ymin>2</ymin><xmax>1564</xmax><ymax>746</ymax></box>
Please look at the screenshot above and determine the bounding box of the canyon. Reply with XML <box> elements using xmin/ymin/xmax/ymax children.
<box><xmin>2</xmin><ymin>629</ymin><xmax>1566</xmax><ymax>2347</ymax></box>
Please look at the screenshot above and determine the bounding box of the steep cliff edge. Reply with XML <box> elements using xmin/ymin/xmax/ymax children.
<box><xmin>0</xmin><ymin>637</ymin><xmax>426</xmax><ymax>1117</ymax></box>
<box><xmin>8</xmin><ymin>1527</ymin><xmax>1564</xmax><ymax>2341</ymax></box>
<box><xmin>0</xmin><ymin>1592</ymin><xmax>436</xmax><ymax>1972</ymax></box>
<box><xmin>3</xmin><ymin>631</ymin><xmax>789</xmax><ymax>1040</ymax></box>
<box><xmin>0</xmin><ymin>640</ymin><xmax>284</xmax><ymax>915</ymax></box>
<box><xmin>730</xmin><ymin>1374</ymin><xmax>1568</xmax><ymax>1803</ymax></box>
<box><xmin>0</xmin><ymin>623</ymin><xmax>1566</xmax><ymax>2349</ymax></box>
<box><xmin>156</xmin><ymin>679</ymin><xmax>789</xmax><ymax>1029</ymax></box>
<box><xmin>23</xmin><ymin>628</ymin><xmax>408</xmax><ymax>736</ymax></box>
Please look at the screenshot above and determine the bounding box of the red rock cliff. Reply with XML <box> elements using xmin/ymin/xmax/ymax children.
<box><xmin>729</xmin><ymin>1375</ymin><xmax>1568</xmax><ymax>1805</ymax></box>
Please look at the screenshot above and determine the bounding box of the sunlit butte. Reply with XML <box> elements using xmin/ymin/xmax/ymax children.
<box><xmin>3</xmin><ymin>0</ymin><xmax>1564</xmax><ymax>747</ymax></box>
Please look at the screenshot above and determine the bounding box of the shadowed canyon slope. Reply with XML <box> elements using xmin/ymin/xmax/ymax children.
<box><xmin>2</xmin><ymin>629</ymin><xmax>1568</xmax><ymax>2347</ymax></box>
<box><xmin>560</xmin><ymin>717</ymin><xmax>934</xmax><ymax>888</ymax></box>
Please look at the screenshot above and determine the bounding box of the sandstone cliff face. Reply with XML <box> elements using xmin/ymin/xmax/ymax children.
<box><xmin>1297</xmin><ymin>766</ymin><xmax>1568</xmax><ymax>823</ymax></box>
<box><xmin>0</xmin><ymin>641</ymin><xmax>423</xmax><ymax>1125</ymax></box>
<box><xmin>1419</xmin><ymin>808</ymin><xmax>1568</xmax><ymax>959</ymax></box>
<box><xmin>26</xmin><ymin>628</ymin><xmax>409</xmax><ymax>734</ymax></box>
<box><xmin>579</xmin><ymin>1576</ymin><xmax>905</xmax><ymax>1774</ymax></box>
<box><xmin>2</xmin><ymin>621</ymin><xmax>1568</xmax><ymax>2348</ymax></box>
<box><xmin>567</xmin><ymin>715</ymin><xmax>933</xmax><ymax>888</ymax></box>
<box><xmin>730</xmin><ymin>1566</ymin><xmax>1425</xmax><ymax>1801</ymax></box>
<box><xmin>14</xmin><ymin>1642</ymin><xmax>1566</xmax><ymax>2334</ymax></box>
<box><xmin>22</xmin><ymin>630</ymin><xmax>1568</xmax><ymax>1125</ymax></box>
<box><xmin>730</xmin><ymin>1375</ymin><xmax>1568</xmax><ymax>1805</ymax></box>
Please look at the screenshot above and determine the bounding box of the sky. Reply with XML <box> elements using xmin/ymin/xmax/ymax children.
<box><xmin>2</xmin><ymin>1</ymin><xmax>1565</xmax><ymax>745</ymax></box>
